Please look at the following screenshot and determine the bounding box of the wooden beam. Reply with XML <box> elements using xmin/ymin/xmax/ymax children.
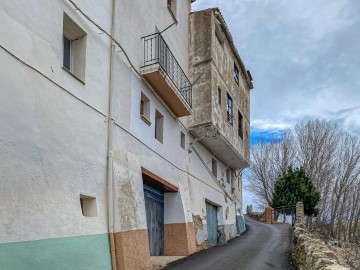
<box><xmin>141</xmin><ymin>167</ymin><xmax>178</xmax><ymax>192</ymax></box>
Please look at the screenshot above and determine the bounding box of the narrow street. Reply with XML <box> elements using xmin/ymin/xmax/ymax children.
<box><xmin>165</xmin><ymin>216</ymin><xmax>294</xmax><ymax>270</ymax></box>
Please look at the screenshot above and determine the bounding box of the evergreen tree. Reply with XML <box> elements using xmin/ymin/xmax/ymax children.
<box><xmin>271</xmin><ymin>167</ymin><xmax>320</xmax><ymax>216</ymax></box>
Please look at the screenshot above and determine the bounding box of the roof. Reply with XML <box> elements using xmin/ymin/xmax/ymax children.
<box><xmin>192</xmin><ymin>8</ymin><xmax>254</xmax><ymax>90</ymax></box>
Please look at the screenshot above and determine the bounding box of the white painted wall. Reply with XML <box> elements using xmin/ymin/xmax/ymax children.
<box><xmin>0</xmin><ymin>0</ymin><xmax>112</xmax><ymax>243</ymax></box>
<box><xmin>0</xmin><ymin>0</ymin><xmax>244</xmax><ymax>247</ymax></box>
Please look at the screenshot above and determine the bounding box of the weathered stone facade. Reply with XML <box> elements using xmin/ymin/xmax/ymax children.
<box><xmin>189</xmin><ymin>8</ymin><xmax>253</xmax><ymax>169</ymax></box>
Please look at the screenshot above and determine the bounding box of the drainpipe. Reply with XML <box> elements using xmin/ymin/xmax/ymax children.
<box><xmin>107</xmin><ymin>0</ymin><xmax>117</xmax><ymax>269</ymax></box>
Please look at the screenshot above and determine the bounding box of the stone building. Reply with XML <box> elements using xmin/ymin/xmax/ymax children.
<box><xmin>0</xmin><ymin>1</ymin><xmax>252</xmax><ymax>270</ymax></box>
<box><xmin>188</xmin><ymin>8</ymin><xmax>253</xmax><ymax>248</ymax></box>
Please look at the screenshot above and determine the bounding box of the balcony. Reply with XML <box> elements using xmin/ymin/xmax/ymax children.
<box><xmin>140</xmin><ymin>33</ymin><xmax>192</xmax><ymax>117</ymax></box>
<box><xmin>189</xmin><ymin>124</ymin><xmax>250</xmax><ymax>169</ymax></box>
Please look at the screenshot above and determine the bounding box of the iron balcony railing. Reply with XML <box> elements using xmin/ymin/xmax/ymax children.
<box><xmin>142</xmin><ymin>33</ymin><xmax>192</xmax><ymax>108</ymax></box>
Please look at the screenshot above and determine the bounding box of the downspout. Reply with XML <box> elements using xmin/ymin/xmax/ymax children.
<box><xmin>107</xmin><ymin>0</ymin><xmax>117</xmax><ymax>269</ymax></box>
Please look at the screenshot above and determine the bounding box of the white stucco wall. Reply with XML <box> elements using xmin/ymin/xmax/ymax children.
<box><xmin>0</xmin><ymin>0</ymin><xmax>243</xmax><ymax>247</ymax></box>
<box><xmin>0</xmin><ymin>0</ymin><xmax>112</xmax><ymax>243</ymax></box>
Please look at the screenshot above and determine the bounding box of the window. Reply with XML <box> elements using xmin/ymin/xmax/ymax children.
<box><xmin>226</xmin><ymin>168</ymin><xmax>231</xmax><ymax>184</ymax></box>
<box><xmin>63</xmin><ymin>36</ymin><xmax>71</xmax><ymax>70</ymax></box>
<box><xmin>140</xmin><ymin>92</ymin><xmax>150</xmax><ymax>125</ymax></box>
<box><xmin>167</xmin><ymin>0</ymin><xmax>177</xmax><ymax>20</ymax></box>
<box><xmin>80</xmin><ymin>194</ymin><xmax>98</xmax><ymax>217</ymax></box>
<box><xmin>217</xmin><ymin>87</ymin><xmax>221</xmax><ymax>105</ymax></box>
<box><xmin>231</xmin><ymin>171</ymin><xmax>235</xmax><ymax>194</ymax></box>
<box><xmin>63</xmin><ymin>13</ymin><xmax>87</xmax><ymax>82</ymax></box>
<box><xmin>212</xmin><ymin>159</ymin><xmax>217</xmax><ymax>177</ymax></box>
<box><xmin>238</xmin><ymin>111</ymin><xmax>243</xmax><ymax>139</ymax></box>
<box><xmin>155</xmin><ymin>110</ymin><xmax>164</xmax><ymax>143</ymax></box>
<box><xmin>180</xmin><ymin>131</ymin><xmax>185</xmax><ymax>149</ymax></box>
<box><xmin>226</xmin><ymin>93</ymin><xmax>233</xmax><ymax>124</ymax></box>
<box><xmin>234</xmin><ymin>63</ymin><xmax>239</xmax><ymax>85</ymax></box>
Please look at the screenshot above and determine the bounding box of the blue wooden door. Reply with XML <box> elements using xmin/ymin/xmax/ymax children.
<box><xmin>206</xmin><ymin>202</ymin><xmax>218</xmax><ymax>245</ymax></box>
<box><xmin>144</xmin><ymin>184</ymin><xmax>164</xmax><ymax>256</ymax></box>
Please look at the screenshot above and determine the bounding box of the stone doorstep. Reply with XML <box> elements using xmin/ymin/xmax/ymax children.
<box><xmin>150</xmin><ymin>256</ymin><xmax>185</xmax><ymax>270</ymax></box>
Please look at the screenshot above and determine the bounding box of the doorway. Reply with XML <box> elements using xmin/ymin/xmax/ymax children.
<box><xmin>206</xmin><ymin>202</ymin><xmax>218</xmax><ymax>245</ymax></box>
<box><xmin>144</xmin><ymin>184</ymin><xmax>164</xmax><ymax>256</ymax></box>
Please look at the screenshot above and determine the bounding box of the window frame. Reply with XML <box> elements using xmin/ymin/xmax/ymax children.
<box><xmin>211</xmin><ymin>159</ymin><xmax>218</xmax><ymax>178</ymax></box>
<box><xmin>217</xmin><ymin>87</ymin><xmax>222</xmax><ymax>105</ymax></box>
<box><xmin>63</xmin><ymin>35</ymin><xmax>72</xmax><ymax>71</ymax></box>
<box><xmin>226</xmin><ymin>93</ymin><xmax>233</xmax><ymax>125</ymax></box>
<box><xmin>238</xmin><ymin>111</ymin><xmax>243</xmax><ymax>139</ymax></box>
<box><xmin>180</xmin><ymin>131</ymin><xmax>186</xmax><ymax>150</ymax></box>
<box><xmin>62</xmin><ymin>13</ymin><xmax>87</xmax><ymax>84</ymax></box>
<box><xmin>155</xmin><ymin>109</ymin><xmax>164</xmax><ymax>143</ymax></box>
<box><xmin>226</xmin><ymin>168</ymin><xmax>231</xmax><ymax>184</ymax></box>
<box><xmin>234</xmin><ymin>63</ymin><xmax>239</xmax><ymax>85</ymax></box>
<box><xmin>140</xmin><ymin>92</ymin><xmax>151</xmax><ymax>125</ymax></box>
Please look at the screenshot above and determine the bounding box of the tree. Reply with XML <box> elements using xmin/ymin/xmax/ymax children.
<box><xmin>245</xmin><ymin>131</ymin><xmax>295</xmax><ymax>207</ymax></box>
<box><xmin>271</xmin><ymin>167</ymin><xmax>320</xmax><ymax>216</ymax></box>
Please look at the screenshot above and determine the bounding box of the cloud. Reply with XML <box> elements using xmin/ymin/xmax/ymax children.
<box><xmin>251</xmin><ymin>120</ymin><xmax>291</xmax><ymax>131</ymax></box>
<box><xmin>192</xmin><ymin>0</ymin><xmax>360</xmax><ymax>209</ymax></box>
<box><xmin>192</xmin><ymin>0</ymin><xmax>360</xmax><ymax>138</ymax></box>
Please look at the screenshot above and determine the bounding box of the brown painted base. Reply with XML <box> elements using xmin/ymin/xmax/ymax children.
<box><xmin>164</xmin><ymin>222</ymin><xmax>197</xmax><ymax>256</ymax></box>
<box><xmin>113</xmin><ymin>229</ymin><xmax>151</xmax><ymax>270</ymax></box>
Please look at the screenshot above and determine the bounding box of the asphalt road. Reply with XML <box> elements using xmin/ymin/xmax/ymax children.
<box><xmin>165</xmin><ymin>216</ymin><xmax>295</xmax><ymax>270</ymax></box>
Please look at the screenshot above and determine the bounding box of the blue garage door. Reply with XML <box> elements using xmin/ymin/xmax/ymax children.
<box><xmin>206</xmin><ymin>202</ymin><xmax>218</xmax><ymax>245</ymax></box>
<box><xmin>144</xmin><ymin>184</ymin><xmax>164</xmax><ymax>256</ymax></box>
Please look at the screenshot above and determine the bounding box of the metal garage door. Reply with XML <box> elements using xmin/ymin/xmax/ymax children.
<box><xmin>206</xmin><ymin>202</ymin><xmax>218</xmax><ymax>245</ymax></box>
<box><xmin>144</xmin><ymin>184</ymin><xmax>164</xmax><ymax>256</ymax></box>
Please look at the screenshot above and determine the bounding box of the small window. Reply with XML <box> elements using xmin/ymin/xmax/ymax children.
<box><xmin>212</xmin><ymin>159</ymin><xmax>217</xmax><ymax>178</ymax></box>
<box><xmin>140</xmin><ymin>92</ymin><xmax>150</xmax><ymax>125</ymax></box>
<box><xmin>63</xmin><ymin>13</ymin><xmax>87</xmax><ymax>82</ymax></box>
<box><xmin>217</xmin><ymin>87</ymin><xmax>221</xmax><ymax>105</ymax></box>
<box><xmin>238</xmin><ymin>111</ymin><xmax>243</xmax><ymax>139</ymax></box>
<box><xmin>80</xmin><ymin>194</ymin><xmax>98</xmax><ymax>217</ymax></box>
<box><xmin>234</xmin><ymin>63</ymin><xmax>239</xmax><ymax>85</ymax></box>
<box><xmin>63</xmin><ymin>36</ymin><xmax>71</xmax><ymax>70</ymax></box>
<box><xmin>226</xmin><ymin>93</ymin><xmax>233</xmax><ymax>125</ymax></box>
<box><xmin>226</xmin><ymin>168</ymin><xmax>231</xmax><ymax>184</ymax></box>
<box><xmin>155</xmin><ymin>110</ymin><xmax>164</xmax><ymax>143</ymax></box>
<box><xmin>167</xmin><ymin>0</ymin><xmax>177</xmax><ymax>20</ymax></box>
<box><xmin>180</xmin><ymin>131</ymin><xmax>185</xmax><ymax>149</ymax></box>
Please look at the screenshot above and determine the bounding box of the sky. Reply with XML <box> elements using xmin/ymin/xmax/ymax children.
<box><xmin>192</xmin><ymin>0</ymin><xmax>360</xmax><ymax>211</ymax></box>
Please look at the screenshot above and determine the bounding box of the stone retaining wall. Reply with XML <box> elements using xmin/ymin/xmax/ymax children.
<box><xmin>246</xmin><ymin>205</ymin><xmax>265</xmax><ymax>222</ymax></box>
<box><xmin>292</xmin><ymin>224</ymin><xmax>350</xmax><ymax>270</ymax></box>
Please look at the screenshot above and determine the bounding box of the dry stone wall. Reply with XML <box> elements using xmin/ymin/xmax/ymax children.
<box><xmin>292</xmin><ymin>225</ymin><xmax>350</xmax><ymax>270</ymax></box>
<box><xmin>246</xmin><ymin>205</ymin><xmax>265</xmax><ymax>222</ymax></box>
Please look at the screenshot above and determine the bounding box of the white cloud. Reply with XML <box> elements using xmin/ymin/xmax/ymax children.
<box><xmin>251</xmin><ymin>120</ymin><xmax>291</xmax><ymax>131</ymax></box>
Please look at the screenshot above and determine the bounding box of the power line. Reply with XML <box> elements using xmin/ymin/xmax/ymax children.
<box><xmin>67</xmin><ymin>0</ymin><xmax>141</xmax><ymax>77</ymax></box>
<box><xmin>0</xmin><ymin>43</ymin><xmax>232</xmax><ymax>199</ymax></box>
